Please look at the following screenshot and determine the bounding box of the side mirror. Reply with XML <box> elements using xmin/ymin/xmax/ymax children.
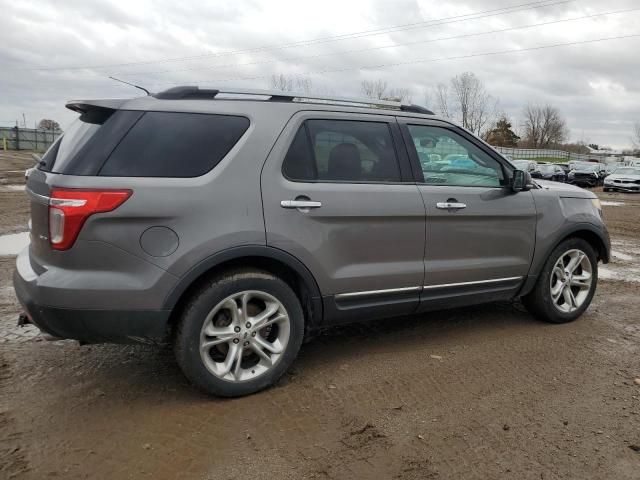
<box><xmin>511</xmin><ymin>169</ymin><xmax>532</xmax><ymax>192</ymax></box>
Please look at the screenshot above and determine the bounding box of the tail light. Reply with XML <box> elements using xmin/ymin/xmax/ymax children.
<box><xmin>49</xmin><ymin>188</ymin><xmax>132</xmax><ymax>250</ymax></box>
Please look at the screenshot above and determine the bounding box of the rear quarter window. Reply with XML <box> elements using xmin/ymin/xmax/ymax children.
<box><xmin>99</xmin><ymin>112</ymin><xmax>249</xmax><ymax>177</ymax></box>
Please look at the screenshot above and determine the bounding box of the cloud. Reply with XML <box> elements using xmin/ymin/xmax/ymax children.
<box><xmin>1</xmin><ymin>0</ymin><xmax>639</xmax><ymax>148</ymax></box>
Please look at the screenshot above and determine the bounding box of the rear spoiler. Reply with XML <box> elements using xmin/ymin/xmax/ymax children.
<box><xmin>65</xmin><ymin>99</ymin><xmax>129</xmax><ymax>113</ymax></box>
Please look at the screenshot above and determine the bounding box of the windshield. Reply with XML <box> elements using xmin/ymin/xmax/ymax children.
<box><xmin>576</xmin><ymin>164</ymin><xmax>599</xmax><ymax>172</ymax></box>
<box><xmin>511</xmin><ymin>160</ymin><xmax>529</xmax><ymax>169</ymax></box>
<box><xmin>539</xmin><ymin>165</ymin><xmax>556</xmax><ymax>172</ymax></box>
<box><xmin>613</xmin><ymin>168</ymin><xmax>640</xmax><ymax>175</ymax></box>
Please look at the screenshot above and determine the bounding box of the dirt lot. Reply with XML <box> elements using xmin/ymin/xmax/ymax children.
<box><xmin>1</xmin><ymin>151</ymin><xmax>639</xmax><ymax>479</ymax></box>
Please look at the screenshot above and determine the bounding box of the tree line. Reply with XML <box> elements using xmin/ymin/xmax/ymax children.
<box><xmin>269</xmin><ymin>73</ymin><xmax>640</xmax><ymax>155</ymax></box>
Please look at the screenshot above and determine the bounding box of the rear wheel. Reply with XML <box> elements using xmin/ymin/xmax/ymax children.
<box><xmin>522</xmin><ymin>238</ymin><xmax>598</xmax><ymax>323</ymax></box>
<box><xmin>174</xmin><ymin>269</ymin><xmax>304</xmax><ymax>397</ymax></box>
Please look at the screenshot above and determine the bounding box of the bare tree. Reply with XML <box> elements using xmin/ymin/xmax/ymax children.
<box><xmin>387</xmin><ymin>87</ymin><xmax>412</xmax><ymax>103</ymax></box>
<box><xmin>38</xmin><ymin>119</ymin><xmax>60</xmax><ymax>131</ymax></box>
<box><xmin>361</xmin><ymin>79</ymin><xmax>389</xmax><ymax>99</ymax></box>
<box><xmin>450</xmin><ymin>72</ymin><xmax>496</xmax><ymax>137</ymax></box>
<box><xmin>269</xmin><ymin>74</ymin><xmax>313</xmax><ymax>94</ymax></box>
<box><xmin>434</xmin><ymin>83</ymin><xmax>451</xmax><ymax>119</ymax></box>
<box><xmin>432</xmin><ymin>73</ymin><xmax>497</xmax><ymax>137</ymax></box>
<box><xmin>361</xmin><ymin>79</ymin><xmax>413</xmax><ymax>103</ymax></box>
<box><xmin>522</xmin><ymin>103</ymin><xmax>568</xmax><ymax>148</ymax></box>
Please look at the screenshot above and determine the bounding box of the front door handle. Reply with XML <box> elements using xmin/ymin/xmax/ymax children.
<box><xmin>280</xmin><ymin>200</ymin><xmax>322</xmax><ymax>209</ymax></box>
<box><xmin>436</xmin><ymin>202</ymin><xmax>467</xmax><ymax>210</ymax></box>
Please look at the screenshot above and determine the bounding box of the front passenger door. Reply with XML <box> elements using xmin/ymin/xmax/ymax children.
<box><xmin>400</xmin><ymin>120</ymin><xmax>536</xmax><ymax>307</ymax></box>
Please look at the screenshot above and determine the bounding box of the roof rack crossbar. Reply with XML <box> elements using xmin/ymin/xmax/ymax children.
<box><xmin>152</xmin><ymin>86</ymin><xmax>434</xmax><ymax>115</ymax></box>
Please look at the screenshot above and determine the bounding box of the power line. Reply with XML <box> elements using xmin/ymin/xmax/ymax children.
<box><xmin>147</xmin><ymin>33</ymin><xmax>640</xmax><ymax>86</ymax></box>
<box><xmin>22</xmin><ymin>0</ymin><xmax>573</xmax><ymax>72</ymax></box>
<box><xmin>120</xmin><ymin>6</ymin><xmax>639</xmax><ymax>78</ymax></box>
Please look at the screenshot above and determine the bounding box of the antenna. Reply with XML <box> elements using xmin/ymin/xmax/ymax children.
<box><xmin>108</xmin><ymin>76</ymin><xmax>150</xmax><ymax>95</ymax></box>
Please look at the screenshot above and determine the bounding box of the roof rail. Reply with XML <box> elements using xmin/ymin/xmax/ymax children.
<box><xmin>400</xmin><ymin>104</ymin><xmax>435</xmax><ymax>115</ymax></box>
<box><xmin>152</xmin><ymin>86</ymin><xmax>435</xmax><ymax>115</ymax></box>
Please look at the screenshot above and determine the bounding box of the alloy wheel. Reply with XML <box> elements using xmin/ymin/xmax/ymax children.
<box><xmin>199</xmin><ymin>290</ymin><xmax>290</xmax><ymax>382</ymax></box>
<box><xmin>549</xmin><ymin>249</ymin><xmax>593</xmax><ymax>313</ymax></box>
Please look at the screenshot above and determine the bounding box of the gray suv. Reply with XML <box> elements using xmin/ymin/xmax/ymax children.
<box><xmin>14</xmin><ymin>87</ymin><xmax>610</xmax><ymax>397</ymax></box>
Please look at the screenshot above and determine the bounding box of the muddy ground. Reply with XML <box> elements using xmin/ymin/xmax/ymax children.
<box><xmin>1</xmin><ymin>151</ymin><xmax>639</xmax><ymax>479</ymax></box>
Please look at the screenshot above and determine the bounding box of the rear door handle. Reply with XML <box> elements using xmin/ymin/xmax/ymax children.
<box><xmin>436</xmin><ymin>202</ymin><xmax>467</xmax><ymax>210</ymax></box>
<box><xmin>280</xmin><ymin>200</ymin><xmax>322</xmax><ymax>209</ymax></box>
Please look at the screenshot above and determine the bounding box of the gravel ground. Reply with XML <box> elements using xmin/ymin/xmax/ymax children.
<box><xmin>1</xmin><ymin>151</ymin><xmax>639</xmax><ymax>479</ymax></box>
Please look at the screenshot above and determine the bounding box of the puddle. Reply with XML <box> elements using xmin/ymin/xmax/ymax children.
<box><xmin>600</xmin><ymin>239</ymin><xmax>640</xmax><ymax>283</ymax></box>
<box><xmin>0</xmin><ymin>232</ymin><xmax>30</xmax><ymax>256</ymax></box>
<box><xmin>601</xmin><ymin>201</ymin><xmax>625</xmax><ymax>206</ymax></box>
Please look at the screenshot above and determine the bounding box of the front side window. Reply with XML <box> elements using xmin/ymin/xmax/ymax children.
<box><xmin>406</xmin><ymin>125</ymin><xmax>505</xmax><ymax>187</ymax></box>
<box><xmin>282</xmin><ymin>119</ymin><xmax>401</xmax><ymax>182</ymax></box>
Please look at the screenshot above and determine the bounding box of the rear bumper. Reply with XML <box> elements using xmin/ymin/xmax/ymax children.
<box><xmin>13</xmin><ymin>247</ymin><xmax>171</xmax><ymax>344</ymax></box>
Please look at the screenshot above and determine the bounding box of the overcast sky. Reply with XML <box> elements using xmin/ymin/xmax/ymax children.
<box><xmin>1</xmin><ymin>0</ymin><xmax>639</xmax><ymax>148</ymax></box>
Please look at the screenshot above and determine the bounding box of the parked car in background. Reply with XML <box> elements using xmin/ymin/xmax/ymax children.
<box><xmin>556</xmin><ymin>163</ymin><xmax>571</xmax><ymax>174</ymax></box>
<box><xmin>570</xmin><ymin>163</ymin><xmax>605</xmax><ymax>187</ymax></box>
<box><xmin>537</xmin><ymin>164</ymin><xmax>566</xmax><ymax>182</ymax></box>
<box><xmin>604</xmin><ymin>165</ymin><xmax>620</xmax><ymax>175</ymax></box>
<box><xmin>511</xmin><ymin>159</ymin><xmax>542</xmax><ymax>178</ymax></box>
<box><xmin>603</xmin><ymin>167</ymin><xmax>640</xmax><ymax>192</ymax></box>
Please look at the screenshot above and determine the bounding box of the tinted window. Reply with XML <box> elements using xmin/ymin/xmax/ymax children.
<box><xmin>100</xmin><ymin>112</ymin><xmax>249</xmax><ymax>177</ymax></box>
<box><xmin>407</xmin><ymin>125</ymin><xmax>505</xmax><ymax>187</ymax></box>
<box><xmin>50</xmin><ymin>120</ymin><xmax>101</xmax><ymax>173</ymax></box>
<box><xmin>282</xmin><ymin>120</ymin><xmax>401</xmax><ymax>182</ymax></box>
<box><xmin>41</xmin><ymin>107</ymin><xmax>117</xmax><ymax>173</ymax></box>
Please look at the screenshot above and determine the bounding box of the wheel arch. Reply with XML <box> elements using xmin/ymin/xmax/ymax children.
<box><xmin>519</xmin><ymin>223</ymin><xmax>610</xmax><ymax>297</ymax></box>
<box><xmin>164</xmin><ymin>246</ymin><xmax>323</xmax><ymax>333</ymax></box>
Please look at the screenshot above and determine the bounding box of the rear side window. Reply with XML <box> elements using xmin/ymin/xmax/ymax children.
<box><xmin>282</xmin><ymin>119</ymin><xmax>401</xmax><ymax>182</ymax></box>
<box><xmin>100</xmin><ymin>112</ymin><xmax>249</xmax><ymax>177</ymax></box>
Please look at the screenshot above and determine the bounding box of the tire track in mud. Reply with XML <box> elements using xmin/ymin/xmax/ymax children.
<box><xmin>0</xmin><ymin>349</ymin><xmax>30</xmax><ymax>479</ymax></box>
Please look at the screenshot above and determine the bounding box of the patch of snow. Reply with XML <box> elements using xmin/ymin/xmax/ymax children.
<box><xmin>600</xmin><ymin>265</ymin><xmax>640</xmax><ymax>283</ymax></box>
<box><xmin>612</xmin><ymin>250</ymin><xmax>634</xmax><ymax>262</ymax></box>
<box><xmin>0</xmin><ymin>232</ymin><xmax>30</xmax><ymax>256</ymax></box>
<box><xmin>3</xmin><ymin>185</ymin><xmax>25</xmax><ymax>191</ymax></box>
<box><xmin>601</xmin><ymin>201</ymin><xmax>625</xmax><ymax>206</ymax></box>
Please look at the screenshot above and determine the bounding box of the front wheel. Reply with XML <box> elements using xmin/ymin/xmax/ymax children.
<box><xmin>522</xmin><ymin>238</ymin><xmax>598</xmax><ymax>323</ymax></box>
<box><xmin>174</xmin><ymin>269</ymin><xmax>304</xmax><ymax>397</ymax></box>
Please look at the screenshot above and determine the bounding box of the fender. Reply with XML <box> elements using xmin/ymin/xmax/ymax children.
<box><xmin>162</xmin><ymin>245</ymin><xmax>323</xmax><ymax>320</ymax></box>
<box><xmin>519</xmin><ymin>221</ymin><xmax>611</xmax><ymax>297</ymax></box>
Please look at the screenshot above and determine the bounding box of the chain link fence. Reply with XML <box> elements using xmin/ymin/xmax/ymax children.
<box><xmin>1</xmin><ymin>126</ymin><xmax>61</xmax><ymax>152</ymax></box>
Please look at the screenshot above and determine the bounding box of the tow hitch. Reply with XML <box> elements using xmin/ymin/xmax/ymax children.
<box><xmin>17</xmin><ymin>312</ymin><xmax>31</xmax><ymax>327</ymax></box>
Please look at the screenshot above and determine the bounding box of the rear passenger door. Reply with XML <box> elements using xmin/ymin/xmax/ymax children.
<box><xmin>261</xmin><ymin>112</ymin><xmax>426</xmax><ymax>324</ymax></box>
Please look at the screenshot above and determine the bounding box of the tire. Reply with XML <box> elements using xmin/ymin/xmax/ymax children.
<box><xmin>603</xmin><ymin>188</ymin><xmax>610</xmax><ymax>192</ymax></box>
<box><xmin>522</xmin><ymin>238</ymin><xmax>598</xmax><ymax>324</ymax></box>
<box><xmin>174</xmin><ymin>269</ymin><xmax>304</xmax><ymax>397</ymax></box>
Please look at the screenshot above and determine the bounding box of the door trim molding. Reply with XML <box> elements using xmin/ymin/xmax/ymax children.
<box><xmin>335</xmin><ymin>276</ymin><xmax>523</xmax><ymax>299</ymax></box>
<box><xmin>334</xmin><ymin>286</ymin><xmax>421</xmax><ymax>300</ymax></box>
<box><xmin>422</xmin><ymin>276</ymin><xmax>522</xmax><ymax>290</ymax></box>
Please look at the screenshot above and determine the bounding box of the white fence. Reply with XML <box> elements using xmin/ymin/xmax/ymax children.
<box><xmin>493</xmin><ymin>147</ymin><xmax>601</xmax><ymax>162</ymax></box>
